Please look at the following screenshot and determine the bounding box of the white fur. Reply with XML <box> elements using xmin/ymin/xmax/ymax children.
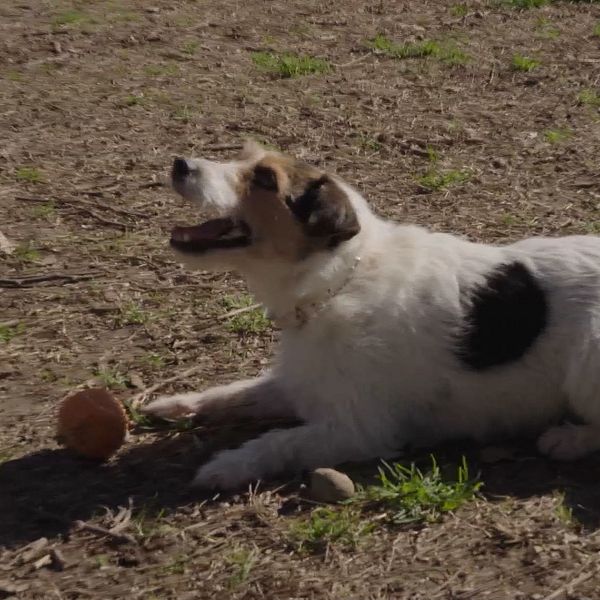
<box><xmin>145</xmin><ymin>150</ymin><xmax>600</xmax><ymax>490</ymax></box>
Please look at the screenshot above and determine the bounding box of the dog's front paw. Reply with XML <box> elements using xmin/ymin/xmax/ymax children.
<box><xmin>141</xmin><ymin>393</ymin><xmax>201</xmax><ymax>419</ymax></box>
<box><xmin>537</xmin><ymin>424</ymin><xmax>594</xmax><ymax>461</ymax></box>
<box><xmin>192</xmin><ymin>451</ymin><xmax>258</xmax><ymax>491</ymax></box>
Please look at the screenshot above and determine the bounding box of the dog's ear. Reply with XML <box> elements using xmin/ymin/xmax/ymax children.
<box><xmin>287</xmin><ymin>176</ymin><xmax>360</xmax><ymax>247</ymax></box>
<box><xmin>249</xmin><ymin>159</ymin><xmax>290</xmax><ymax>195</ymax></box>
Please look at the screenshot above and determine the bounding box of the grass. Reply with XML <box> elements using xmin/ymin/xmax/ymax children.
<box><xmin>505</xmin><ymin>0</ymin><xmax>548</xmax><ymax>8</ymax></box>
<box><xmin>511</xmin><ymin>54</ymin><xmax>540</xmax><ymax>72</ymax></box>
<box><xmin>15</xmin><ymin>167</ymin><xmax>43</xmax><ymax>183</ymax></box>
<box><xmin>52</xmin><ymin>10</ymin><xmax>91</xmax><ymax>27</ymax></box>
<box><xmin>13</xmin><ymin>243</ymin><xmax>40</xmax><ymax>263</ymax></box>
<box><xmin>594</xmin><ymin>22</ymin><xmax>600</xmax><ymax>37</ymax></box>
<box><xmin>0</xmin><ymin>322</ymin><xmax>25</xmax><ymax>343</ymax></box>
<box><xmin>143</xmin><ymin>64</ymin><xmax>179</xmax><ymax>77</ymax></box>
<box><xmin>290</xmin><ymin>506</ymin><xmax>374</xmax><ymax>554</ymax></box>
<box><xmin>94</xmin><ymin>367</ymin><xmax>128</xmax><ymax>389</ymax></box>
<box><xmin>122</xmin><ymin>94</ymin><xmax>145</xmax><ymax>107</ymax></box>
<box><xmin>221</xmin><ymin>295</ymin><xmax>271</xmax><ymax>335</ymax></box>
<box><xmin>251</xmin><ymin>52</ymin><xmax>331</xmax><ymax>78</ymax></box>
<box><xmin>5</xmin><ymin>70</ymin><xmax>22</xmax><ymax>82</ymax></box>
<box><xmin>450</xmin><ymin>3</ymin><xmax>469</xmax><ymax>16</ymax></box>
<box><xmin>369</xmin><ymin>34</ymin><xmax>469</xmax><ymax>65</ymax></box>
<box><xmin>142</xmin><ymin>353</ymin><xmax>166</xmax><ymax>369</ymax></box>
<box><xmin>31</xmin><ymin>201</ymin><xmax>55</xmax><ymax>219</ymax></box>
<box><xmin>543</xmin><ymin>128</ymin><xmax>572</xmax><ymax>143</ymax></box>
<box><xmin>577</xmin><ymin>88</ymin><xmax>600</xmax><ymax>108</ymax></box>
<box><xmin>417</xmin><ymin>168</ymin><xmax>471</xmax><ymax>191</ymax></box>
<box><xmin>354</xmin><ymin>456</ymin><xmax>482</xmax><ymax>525</ymax></box>
<box><xmin>536</xmin><ymin>18</ymin><xmax>560</xmax><ymax>39</ymax></box>
<box><xmin>118</xmin><ymin>302</ymin><xmax>148</xmax><ymax>326</ymax></box>
<box><xmin>226</xmin><ymin>546</ymin><xmax>259</xmax><ymax>588</ymax></box>
<box><xmin>181</xmin><ymin>40</ymin><xmax>199</xmax><ymax>55</ymax></box>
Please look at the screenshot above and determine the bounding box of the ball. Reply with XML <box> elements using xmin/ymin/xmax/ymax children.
<box><xmin>57</xmin><ymin>388</ymin><xmax>128</xmax><ymax>460</ymax></box>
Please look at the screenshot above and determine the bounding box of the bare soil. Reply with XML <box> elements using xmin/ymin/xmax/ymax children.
<box><xmin>2</xmin><ymin>1</ymin><xmax>600</xmax><ymax>598</ymax></box>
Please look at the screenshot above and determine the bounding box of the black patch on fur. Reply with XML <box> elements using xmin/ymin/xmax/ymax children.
<box><xmin>457</xmin><ymin>261</ymin><xmax>548</xmax><ymax>370</ymax></box>
<box><xmin>286</xmin><ymin>176</ymin><xmax>360</xmax><ymax>248</ymax></box>
<box><xmin>252</xmin><ymin>165</ymin><xmax>279</xmax><ymax>191</ymax></box>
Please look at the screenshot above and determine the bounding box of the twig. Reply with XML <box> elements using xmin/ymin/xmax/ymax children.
<box><xmin>129</xmin><ymin>363</ymin><xmax>207</xmax><ymax>409</ymax></box>
<box><xmin>542</xmin><ymin>566</ymin><xmax>598</xmax><ymax>600</ymax></box>
<box><xmin>216</xmin><ymin>303</ymin><xmax>261</xmax><ymax>321</ymax></box>
<box><xmin>333</xmin><ymin>54</ymin><xmax>370</xmax><ymax>68</ymax></box>
<box><xmin>0</xmin><ymin>272</ymin><xmax>99</xmax><ymax>288</ymax></box>
<box><xmin>73</xmin><ymin>520</ymin><xmax>136</xmax><ymax>544</ymax></box>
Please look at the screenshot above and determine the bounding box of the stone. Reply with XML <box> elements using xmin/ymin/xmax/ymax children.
<box><xmin>308</xmin><ymin>468</ymin><xmax>355</xmax><ymax>503</ymax></box>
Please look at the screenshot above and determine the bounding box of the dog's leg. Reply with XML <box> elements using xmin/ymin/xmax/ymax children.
<box><xmin>141</xmin><ymin>374</ymin><xmax>293</xmax><ymax>423</ymax></box>
<box><xmin>538</xmin><ymin>423</ymin><xmax>600</xmax><ymax>460</ymax></box>
<box><xmin>539</xmin><ymin>342</ymin><xmax>600</xmax><ymax>460</ymax></box>
<box><xmin>192</xmin><ymin>423</ymin><xmax>370</xmax><ymax>490</ymax></box>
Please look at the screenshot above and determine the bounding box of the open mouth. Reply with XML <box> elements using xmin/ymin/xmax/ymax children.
<box><xmin>170</xmin><ymin>217</ymin><xmax>251</xmax><ymax>254</ymax></box>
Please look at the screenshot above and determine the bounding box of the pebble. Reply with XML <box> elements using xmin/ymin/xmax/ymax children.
<box><xmin>308</xmin><ymin>468</ymin><xmax>355</xmax><ymax>503</ymax></box>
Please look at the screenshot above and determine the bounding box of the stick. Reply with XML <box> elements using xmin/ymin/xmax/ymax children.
<box><xmin>216</xmin><ymin>303</ymin><xmax>261</xmax><ymax>321</ymax></box>
<box><xmin>73</xmin><ymin>520</ymin><xmax>136</xmax><ymax>544</ymax></box>
<box><xmin>0</xmin><ymin>272</ymin><xmax>99</xmax><ymax>288</ymax></box>
<box><xmin>542</xmin><ymin>567</ymin><xmax>597</xmax><ymax>600</ymax></box>
<box><xmin>129</xmin><ymin>363</ymin><xmax>207</xmax><ymax>409</ymax></box>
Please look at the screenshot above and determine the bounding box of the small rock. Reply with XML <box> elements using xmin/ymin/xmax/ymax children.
<box><xmin>145</xmin><ymin>6</ymin><xmax>159</xmax><ymax>13</ymax></box>
<box><xmin>308</xmin><ymin>468</ymin><xmax>355</xmax><ymax>503</ymax></box>
<box><xmin>492</xmin><ymin>157</ymin><xmax>508</xmax><ymax>169</ymax></box>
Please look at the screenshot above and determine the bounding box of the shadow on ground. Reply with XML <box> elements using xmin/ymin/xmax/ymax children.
<box><xmin>3</xmin><ymin>430</ymin><xmax>600</xmax><ymax>550</ymax></box>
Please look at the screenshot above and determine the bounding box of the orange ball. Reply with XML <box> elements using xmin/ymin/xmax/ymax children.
<box><xmin>57</xmin><ymin>388</ymin><xmax>128</xmax><ymax>460</ymax></box>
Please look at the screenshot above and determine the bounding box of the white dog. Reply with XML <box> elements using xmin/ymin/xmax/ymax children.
<box><xmin>143</xmin><ymin>141</ymin><xmax>600</xmax><ymax>490</ymax></box>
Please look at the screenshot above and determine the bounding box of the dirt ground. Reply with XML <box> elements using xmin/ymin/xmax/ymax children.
<box><xmin>2</xmin><ymin>0</ymin><xmax>600</xmax><ymax>598</ymax></box>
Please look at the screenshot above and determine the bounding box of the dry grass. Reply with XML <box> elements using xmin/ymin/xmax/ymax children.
<box><xmin>2</xmin><ymin>0</ymin><xmax>600</xmax><ymax>597</ymax></box>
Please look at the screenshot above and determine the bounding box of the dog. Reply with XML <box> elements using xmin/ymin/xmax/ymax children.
<box><xmin>143</xmin><ymin>140</ymin><xmax>600</xmax><ymax>490</ymax></box>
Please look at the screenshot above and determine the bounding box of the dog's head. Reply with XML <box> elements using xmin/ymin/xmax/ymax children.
<box><xmin>168</xmin><ymin>141</ymin><xmax>361</xmax><ymax>271</ymax></box>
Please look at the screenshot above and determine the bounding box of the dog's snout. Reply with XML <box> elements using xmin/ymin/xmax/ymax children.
<box><xmin>172</xmin><ymin>157</ymin><xmax>191</xmax><ymax>180</ymax></box>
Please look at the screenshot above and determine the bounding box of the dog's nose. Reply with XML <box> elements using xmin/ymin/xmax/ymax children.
<box><xmin>172</xmin><ymin>157</ymin><xmax>191</xmax><ymax>180</ymax></box>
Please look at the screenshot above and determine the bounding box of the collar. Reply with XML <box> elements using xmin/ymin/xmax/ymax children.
<box><xmin>267</xmin><ymin>256</ymin><xmax>361</xmax><ymax>330</ymax></box>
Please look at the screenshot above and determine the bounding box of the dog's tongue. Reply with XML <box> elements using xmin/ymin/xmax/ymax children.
<box><xmin>171</xmin><ymin>217</ymin><xmax>233</xmax><ymax>243</ymax></box>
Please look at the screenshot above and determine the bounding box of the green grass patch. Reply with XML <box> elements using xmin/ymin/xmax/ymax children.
<box><xmin>31</xmin><ymin>201</ymin><xmax>56</xmax><ymax>219</ymax></box>
<box><xmin>594</xmin><ymin>22</ymin><xmax>600</xmax><ymax>37</ymax></box>
<box><xmin>578</xmin><ymin>88</ymin><xmax>600</xmax><ymax>107</ymax></box>
<box><xmin>52</xmin><ymin>10</ymin><xmax>91</xmax><ymax>26</ymax></box>
<box><xmin>511</xmin><ymin>54</ymin><xmax>540</xmax><ymax>72</ymax></box>
<box><xmin>226</xmin><ymin>546</ymin><xmax>259</xmax><ymax>588</ymax></box>
<box><xmin>450</xmin><ymin>3</ymin><xmax>469</xmax><ymax>16</ymax></box>
<box><xmin>15</xmin><ymin>167</ymin><xmax>43</xmax><ymax>183</ymax></box>
<box><xmin>118</xmin><ymin>302</ymin><xmax>148</xmax><ymax>326</ymax></box>
<box><xmin>0</xmin><ymin>322</ymin><xmax>25</xmax><ymax>343</ymax></box>
<box><xmin>543</xmin><ymin>128</ymin><xmax>572</xmax><ymax>143</ymax></box>
<box><xmin>290</xmin><ymin>506</ymin><xmax>374</xmax><ymax>554</ymax></box>
<box><xmin>417</xmin><ymin>168</ymin><xmax>470</xmax><ymax>191</ymax></box>
<box><xmin>181</xmin><ymin>40</ymin><xmax>199</xmax><ymax>55</ymax></box>
<box><xmin>13</xmin><ymin>243</ymin><xmax>40</xmax><ymax>263</ymax></box>
<box><xmin>122</xmin><ymin>94</ymin><xmax>145</xmax><ymax>107</ymax></box>
<box><xmin>143</xmin><ymin>64</ymin><xmax>179</xmax><ymax>77</ymax></box>
<box><xmin>355</xmin><ymin>456</ymin><xmax>481</xmax><ymax>525</ymax></box>
<box><xmin>505</xmin><ymin>0</ymin><xmax>548</xmax><ymax>8</ymax></box>
<box><xmin>4</xmin><ymin>70</ymin><xmax>23</xmax><ymax>81</ymax></box>
<box><xmin>94</xmin><ymin>367</ymin><xmax>128</xmax><ymax>390</ymax></box>
<box><xmin>536</xmin><ymin>17</ymin><xmax>560</xmax><ymax>38</ymax></box>
<box><xmin>221</xmin><ymin>295</ymin><xmax>271</xmax><ymax>335</ymax></box>
<box><xmin>369</xmin><ymin>34</ymin><xmax>469</xmax><ymax>65</ymax></box>
<box><xmin>251</xmin><ymin>52</ymin><xmax>331</xmax><ymax>78</ymax></box>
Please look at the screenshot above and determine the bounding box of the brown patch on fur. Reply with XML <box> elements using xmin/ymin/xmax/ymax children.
<box><xmin>234</xmin><ymin>151</ymin><xmax>359</xmax><ymax>259</ymax></box>
<box><xmin>237</xmin><ymin>157</ymin><xmax>307</xmax><ymax>260</ymax></box>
